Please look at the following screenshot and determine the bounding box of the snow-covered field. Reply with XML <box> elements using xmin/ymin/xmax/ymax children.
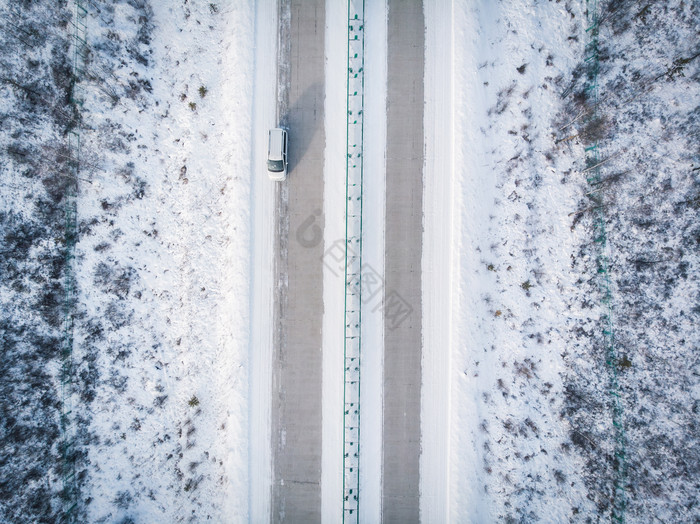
<box><xmin>2</xmin><ymin>0</ymin><xmax>256</xmax><ymax>521</ymax></box>
<box><xmin>434</xmin><ymin>1</ymin><xmax>600</xmax><ymax>519</ymax></box>
<box><xmin>75</xmin><ymin>2</ymin><xmax>256</xmax><ymax>521</ymax></box>
<box><xmin>425</xmin><ymin>0</ymin><xmax>699</xmax><ymax>522</ymax></box>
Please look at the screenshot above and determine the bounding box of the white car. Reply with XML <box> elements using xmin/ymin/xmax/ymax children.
<box><xmin>267</xmin><ymin>128</ymin><xmax>288</xmax><ymax>181</ymax></box>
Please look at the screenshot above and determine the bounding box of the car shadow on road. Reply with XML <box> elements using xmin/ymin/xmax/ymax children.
<box><xmin>279</xmin><ymin>80</ymin><xmax>323</xmax><ymax>174</ymax></box>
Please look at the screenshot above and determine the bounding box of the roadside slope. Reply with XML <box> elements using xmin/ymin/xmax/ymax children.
<box><xmin>76</xmin><ymin>2</ymin><xmax>254</xmax><ymax>521</ymax></box>
<box><xmin>445</xmin><ymin>1</ymin><xmax>595</xmax><ymax>521</ymax></box>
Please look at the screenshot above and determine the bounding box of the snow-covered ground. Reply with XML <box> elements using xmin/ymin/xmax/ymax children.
<box><xmin>443</xmin><ymin>1</ymin><xmax>595</xmax><ymax>519</ymax></box>
<box><xmin>0</xmin><ymin>2</ymin><xmax>74</xmax><ymax>521</ymax></box>
<box><xmin>424</xmin><ymin>0</ymin><xmax>699</xmax><ymax>522</ymax></box>
<box><xmin>72</xmin><ymin>1</ymin><xmax>255</xmax><ymax>521</ymax></box>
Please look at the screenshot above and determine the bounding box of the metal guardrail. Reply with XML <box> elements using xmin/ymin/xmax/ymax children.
<box><xmin>343</xmin><ymin>0</ymin><xmax>365</xmax><ymax>521</ymax></box>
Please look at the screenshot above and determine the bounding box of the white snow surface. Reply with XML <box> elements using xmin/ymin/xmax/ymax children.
<box><xmin>249</xmin><ymin>0</ymin><xmax>278</xmax><ymax>521</ymax></box>
<box><xmin>357</xmin><ymin>2</ymin><xmax>387</xmax><ymax>522</ymax></box>
<box><xmin>421</xmin><ymin>0</ymin><xmax>453</xmax><ymax>521</ymax></box>
<box><xmin>321</xmin><ymin>1</ymin><xmax>347</xmax><ymax>521</ymax></box>
<box><xmin>76</xmin><ymin>2</ymin><xmax>255</xmax><ymax>521</ymax></box>
<box><xmin>424</xmin><ymin>1</ymin><xmax>599</xmax><ymax>521</ymax></box>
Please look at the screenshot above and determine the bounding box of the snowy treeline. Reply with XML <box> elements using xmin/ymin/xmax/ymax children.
<box><xmin>561</xmin><ymin>0</ymin><xmax>699</xmax><ymax>520</ymax></box>
<box><xmin>0</xmin><ymin>1</ymin><xmax>77</xmax><ymax>522</ymax></box>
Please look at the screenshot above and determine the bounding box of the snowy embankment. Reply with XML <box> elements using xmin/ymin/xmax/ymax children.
<box><xmin>447</xmin><ymin>1</ymin><xmax>595</xmax><ymax>519</ymax></box>
<box><xmin>443</xmin><ymin>3</ymin><xmax>594</xmax><ymax>520</ymax></box>
<box><xmin>424</xmin><ymin>0</ymin><xmax>588</xmax><ymax>521</ymax></box>
<box><xmin>73</xmin><ymin>2</ymin><xmax>254</xmax><ymax>521</ymax></box>
<box><xmin>425</xmin><ymin>0</ymin><xmax>699</xmax><ymax>521</ymax></box>
<box><xmin>425</xmin><ymin>1</ymin><xmax>597</xmax><ymax>519</ymax></box>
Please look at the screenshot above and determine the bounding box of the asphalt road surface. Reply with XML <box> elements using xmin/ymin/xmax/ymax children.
<box><xmin>270</xmin><ymin>0</ymin><xmax>326</xmax><ymax>522</ymax></box>
<box><xmin>383</xmin><ymin>0</ymin><xmax>424</xmax><ymax>522</ymax></box>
